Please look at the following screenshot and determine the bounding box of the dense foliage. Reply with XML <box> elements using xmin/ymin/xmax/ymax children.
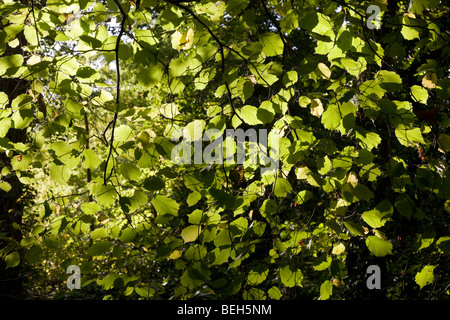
<box><xmin>0</xmin><ymin>0</ymin><xmax>449</xmax><ymax>300</ymax></box>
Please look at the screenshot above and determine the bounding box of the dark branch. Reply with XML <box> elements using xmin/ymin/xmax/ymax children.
<box><xmin>103</xmin><ymin>0</ymin><xmax>127</xmax><ymax>186</ymax></box>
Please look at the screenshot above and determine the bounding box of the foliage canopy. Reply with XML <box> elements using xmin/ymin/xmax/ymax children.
<box><xmin>0</xmin><ymin>0</ymin><xmax>449</xmax><ymax>300</ymax></box>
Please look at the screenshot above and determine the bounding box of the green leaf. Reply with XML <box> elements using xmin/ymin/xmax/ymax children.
<box><xmin>181</xmin><ymin>225</ymin><xmax>201</xmax><ymax>243</ymax></box>
<box><xmin>81</xmin><ymin>201</ymin><xmax>101</xmax><ymax>215</ymax></box>
<box><xmin>151</xmin><ymin>195</ymin><xmax>179</xmax><ymax>217</ymax></box>
<box><xmin>230</xmin><ymin>217</ymin><xmax>248</xmax><ymax>238</ymax></box>
<box><xmin>257</xmin><ymin>102</ymin><xmax>275</xmax><ymax>124</ymax></box>
<box><xmin>341</xmin><ymin>182</ymin><xmax>374</xmax><ymax>203</ymax></box>
<box><xmin>156</xmin><ymin>239</ymin><xmax>182</xmax><ymax>260</ymax></box>
<box><xmin>361</xmin><ymin>200</ymin><xmax>393</xmax><ymax>228</ymax></box>
<box><xmin>243</xmin><ymin>287</ymin><xmax>266</xmax><ymax>300</ymax></box>
<box><xmin>5</xmin><ymin>251</ymin><xmax>20</xmax><ymax>268</ymax></box>
<box><xmin>114</xmin><ymin>125</ymin><xmax>133</xmax><ymax>142</ymax></box>
<box><xmin>273</xmin><ymin>177</ymin><xmax>292</xmax><ymax>197</ymax></box>
<box><xmin>93</xmin><ymin>90</ymin><xmax>113</xmax><ymax>105</ymax></box>
<box><xmin>91</xmin><ymin>227</ymin><xmax>107</xmax><ymax>240</ymax></box>
<box><xmin>334</xmin><ymin>58</ymin><xmax>362</xmax><ymax>77</ymax></box>
<box><xmin>321</xmin><ymin>104</ymin><xmax>341</xmax><ymax>130</ymax></box>
<box><xmin>65</xmin><ymin>99</ymin><xmax>84</xmax><ymax>119</ymax></box>
<box><xmin>97</xmin><ymin>273</ymin><xmax>119</xmax><ymax>290</ymax></box>
<box><xmin>187</xmin><ymin>191</ymin><xmax>202</xmax><ymax>207</ymax></box>
<box><xmin>143</xmin><ymin>176</ymin><xmax>165</xmax><ymax>191</ymax></box>
<box><xmin>268</xmin><ymin>286</ymin><xmax>282</xmax><ymax>300</ymax></box>
<box><xmin>355</xmin><ymin>129</ymin><xmax>381</xmax><ymax>150</ymax></box>
<box><xmin>247</xmin><ymin>264</ymin><xmax>269</xmax><ymax>285</ymax></box>
<box><xmin>280</xmin><ymin>265</ymin><xmax>303</xmax><ymax>287</ymax></box>
<box><xmin>25</xmin><ymin>245</ymin><xmax>43</xmax><ymax>264</ymax></box>
<box><xmin>24</xmin><ymin>25</ymin><xmax>39</xmax><ymax>46</ymax></box>
<box><xmin>137</xmin><ymin>61</ymin><xmax>165</xmax><ymax>87</ymax></box>
<box><xmin>298</xmin><ymin>96</ymin><xmax>311</xmax><ymax>108</ymax></box>
<box><xmin>365</xmin><ymin>236</ymin><xmax>393</xmax><ymax>257</ymax></box>
<box><xmin>395</xmin><ymin>127</ymin><xmax>425</xmax><ymax>147</ymax></box>
<box><xmin>411</xmin><ymin>85</ymin><xmax>428</xmax><ymax>104</ymax></box>
<box><xmin>119</xmin><ymin>227</ymin><xmax>136</xmax><ymax>243</ymax></box>
<box><xmin>119</xmin><ymin>163</ymin><xmax>141</xmax><ymax>181</ymax></box>
<box><xmin>214</xmin><ymin>228</ymin><xmax>232</xmax><ymax>248</ymax></box>
<box><xmin>313</xmin><ymin>255</ymin><xmax>332</xmax><ymax>271</ymax></box>
<box><xmin>320</xmin><ymin>280</ymin><xmax>333</xmax><ymax>300</ymax></box>
<box><xmin>410</xmin><ymin>0</ymin><xmax>430</xmax><ymax>14</ymax></box>
<box><xmin>188</xmin><ymin>209</ymin><xmax>207</xmax><ymax>225</ymax></box>
<box><xmin>135</xmin><ymin>286</ymin><xmax>155</xmax><ymax>298</ymax></box>
<box><xmin>401</xmin><ymin>14</ymin><xmax>420</xmax><ymax>40</ymax></box>
<box><xmin>415</xmin><ymin>265</ymin><xmax>436</xmax><ymax>289</ymax></box>
<box><xmin>56</xmin><ymin>55</ymin><xmax>79</xmax><ymax>76</ymax></box>
<box><xmin>0</xmin><ymin>91</ymin><xmax>8</xmax><ymax>108</ymax></box>
<box><xmin>210</xmin><ymin>247</ymin><xmax>231</xmax><ymax>265</ymax></box>
<box><xmin>127</xmin><ymin>191</ymin><xmax>148</xmax><ymax>213</ymax></box>
<box><xmin>82</xmin><ymin>149</ymin><xmax>102</xmax><ymax>170</ymax></box>
<box><xmin>239</xmin><ymin>105</ymin><xmax>262</xmax><ymax>126</ymax></box>
<box><xmin>296</xmin><ymin>190</ymin><xmax>313</xmax><ymax>205</ymax></box>
<box><xmin>436</xmin><ymin>237</ymin><xmax>450</xmax><ymax>254</ymax></box>
<box><xmin>76</xmin><ymin>66</ymin><xmax>100</xmax><ymax>82</ymax></box>
<box><xmin>49</xmin><ymin>163</ymin><xmax>70</xmax><ymax>184</ymax></box>
<box><xmin>0</xmin><ymin>181</ymin><xmax>12</xmax><ymax>192</ymax></box>
<box><xmin>416</xmin><ymin>231</ymin><xmax>435</xmax><ymax>251</ymax></box>
<box><xmin>258</xmin><ymin>32</ymin><xmax>283</xmax><ymax>57</ymax></box>
<box><xmin>299</xmin><ymin>9</ymin><xmax>333</xmax><ymax>38</ymax></box>
<box><xmin>377</xmin><ymin>70</ymin><xmax>402</xmax><ymax>92</ymax></box>
<box><xmin>282</xmin><ymin>70</ymin><xmax>298</xmax><ymax>87</ymax></box>
<box><xmin>0</xmin><ymin>54</ymin><xmax>23</xmax><ymax>77</ymax></box>
<box><xmin>317</xmin><ymin>155</ymin><xmax>332</xmax><ymax>175</ymax></box>
<box><xmin>317</xmin><ymin>62</ymin><xmax>331</xmax><ymax>79</ymax></box>
<box><xmin>79</xmin><ymin>35</ymin><xmax>102</xmax><ymax>49</ymax></box>
<box><xmin>181</xmin><ymin>263</ymin><xmax>211</xmax><ymax>290</ymax></box>
<box><xmin>210</xmin><ymin>188</ymin><xmax>236</xmax><ymax>210</ymax></box>
<box><xmin>87</xmin><ymin>241</ymin><xmax>113</xmax><ymax>256</ymax></box>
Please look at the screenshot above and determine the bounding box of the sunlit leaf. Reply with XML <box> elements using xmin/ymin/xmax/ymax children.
<box><xmin>365</xmin><ymin>236</ymin><xmax>393</xmax><ymax>257</ymax></box>
<box><xmin>151</xmin><ymin>195</ymin><xmax>179</xmax><ymax>217</ymax></box>
<box><xmin>258</xmin><ymin>32</ymin><xmax>283</xmax><ymax>57</ymax></box>
<box><xmin>415</xmin><ymin>265</ymin><xmax>436</xmax><ymax>289</ymax></box>
<box><xmin>320</xmin><ymin>280</ymin><xmax>333</xmax><ymax>300</ymax></box>
<box><xmin>280</xmin><ymin>265</ymin><xmax>303</xmax><ymax>287</ymax></box>
<box><xmin>181</xmin><ymin>225</ymin><xmax>201</xmax><ymax>243</ymax></box>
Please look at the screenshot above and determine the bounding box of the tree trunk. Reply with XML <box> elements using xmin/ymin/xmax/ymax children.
<box><xmin>0</xmin><ymin>29</ymin><xmax>29</xmax><ymax>300</ymax></box>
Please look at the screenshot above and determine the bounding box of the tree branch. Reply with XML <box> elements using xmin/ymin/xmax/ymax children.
<box><xmin>103</xmin><ymin>0</ymin><xmax>127</xmax><ymax>186</ymax></box>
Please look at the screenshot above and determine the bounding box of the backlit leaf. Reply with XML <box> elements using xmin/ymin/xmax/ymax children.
<box><xmin>82</xmin><ymin>149</ymin><xmax>102</xmax><ymax>170</ymax></box>
<box><xmin>88</xmin><ymin>241</ymin><xmax>113</xmax><ymax>256</ymax></box>
<box><xmin>151</xmin><ymin>195</ymin><xmax>179</xmax><ymax>217</ymax></box>
<box><xmin>0</xmin><ymin>54</ymin><xmax>23</xmax><ymax>77</ymax></box>
<box><xmin>274</xmin><ymin>177</ymin><xmax>292</xmax><ymax>197</ymax></box>
<box><xmin>411</xmin><ymin>85</ymin><xmax>428</xmax><ymax>104</ymax></box>
<box><xmin>415</xmin><ymin>265</ymin><xmax>436</xmax><ymax>289</ymax></box>
<box><xmin>5</xmin><ymin>251</ymin><xmax>20</xmax><ymax>268</ymax></box>
<box><xmin>280</xmin><ymin>265</ymin><xmax>303</xmax><ymax>287</ymax></box>
<box><xmin>395</xmin><ymin>127</ymin><xmax>425</xmax><ymax>147</ymax></box>
<box><xmin>320</xmin><ymin>280</ymin><xmax>333</xmax><ymax>300</ymax></box>
<box><xmin>259</xmin><ymin>32</ymin><xmax>283</xmax><ymax>57</ymax></box>
<box><xmin>181</xmin><ymin>225</ymin><xmax>201</xmax><ymax>243</ymax></box>
<box><xmin>365</xmin><ymin>236</ymin><xmax>393</xmax><ymax>257</ymax></box>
